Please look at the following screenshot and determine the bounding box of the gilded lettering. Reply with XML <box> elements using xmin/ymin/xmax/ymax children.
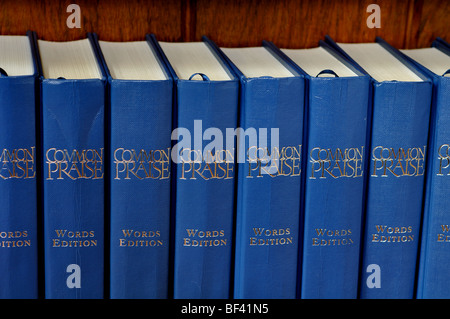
<box><xmin>309</xmin><ymin>146</ymin><xmax>364</xmax><ymax>179</ymax></box>
<box><xmin>0</xmin><ymin>147</ymin><xmax>36</xmax><ymax>180</ymax></box>
<box><xmin>46</xmin><ymin>148</ymin><xmax>104</xmax><ymax>180</ymax></box>
<box><xmin>371</xmin><ymin>145</ymin><xmax>426</xmax><ymax>177</ymax></box>
<box><xmin>246</xmin><ymin>145</ymin><xmax>302</xmax><ymax>178</ymax></box>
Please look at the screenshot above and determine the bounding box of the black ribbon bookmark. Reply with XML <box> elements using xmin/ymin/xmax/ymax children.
<box><xmin>0</xmin><ymin>68</ymin><xmax>8</xmax><ymax>76</ymax></box>
<box><xmin>316</xmin><ymin>69</ymin><xmax>339</xmax><ymax>77</ymax></box>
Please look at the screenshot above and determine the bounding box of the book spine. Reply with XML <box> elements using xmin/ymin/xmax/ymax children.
<box><xmin>0</xmin><ymin>76</ymin><xmax>38</xmax><ymax>298</ymax></box>
<box><xmin>434</xmin><ymin>37</ymin><xmax>450</xmax><ymax>49</ymax></box>
<box><xmin>359</xmin><ymin>81</ymin><xmax>432</xmax><ymax>299</ymax></box>
<box><xmin>172</xmin><ymin>80</ymin><xmax>238</xmax><ymax>299</ymax></box>
<box><xmin>42</xmin><ymin>79</ymin><xmax>105</xmax><ymax>299</ymax></box>
<box><xmin>233</xmin><ymin>77</ymin><xmax>304</xmax><ymax>299</ymax></box>
<box><xmin>300</xmin><ymin>76</ymin><xmax>370</xmax><ymax>299</ymax></box>
<box><xmin>416</xmin><ymin>76</ymin><xmax>450</xmax><ymax>298</ymax></box>
<box><xmin>109</xmin><ymin>80</ymin><xmax>172</xmax><ymax>298</ymax></box>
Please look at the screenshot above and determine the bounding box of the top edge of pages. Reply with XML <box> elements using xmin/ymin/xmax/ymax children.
<box><xmin>3</xmin><ymin>33</ymin><xmax>448</xmax><ymax>81</ymax></box>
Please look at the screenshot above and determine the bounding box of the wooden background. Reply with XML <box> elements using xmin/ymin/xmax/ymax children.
<box><xmin>0</xmin><ymin>0</ymin><xmax>448</xmax><ymax>49</ymax></box>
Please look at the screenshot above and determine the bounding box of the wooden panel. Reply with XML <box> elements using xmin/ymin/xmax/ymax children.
<box><xmin>0</xmin><ymin>0</ymin><xmax>183</xmax><ymax>41</ymax></box>
<box><xmin>406</xmin><ymin>0</ymin><xmax>450</xmax><ymax>48</ymax></box>
<box><xmin>0</xmin><ymin>0</ymin><xmax>448</xmax><ymax>48</ymax></box>
<box><xmin>196</xmin><ymin>0</ymin><xmax>414</xmax><ymax>48</ymax></box>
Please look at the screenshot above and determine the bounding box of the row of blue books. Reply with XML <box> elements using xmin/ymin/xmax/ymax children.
<box><xmin>1</xmin><ymin>30</ymin><xmax>449</xmax><ymax>299</ymax></box>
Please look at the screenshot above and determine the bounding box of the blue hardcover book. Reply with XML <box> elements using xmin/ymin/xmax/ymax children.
<box><xmin>435</xmin><ymin>37</ymin><xmax>450</xmax><ymax>49</ymax></box>
<box><xmin>268</xmin><ymin>41</ymin><xmax>371</xmax><ymax>299</ymax></box>
<box><xmin>325</xmin><ymin>36</ymin><xmax>433</xmax><ymax>299</ymax></box>
<box><xmin>218</xmin><ymin>44</ymin><xmax>305</xmax><ymax>299</ymax></box>
<box><xmin>94</xmin><ymin>35</ymin><xmax>173</xmax><ymax>298</ymax></box>
<box><xmin>37</xmin><ymin>35</ymin><xmax>107</xmax><ymax>299</ymax></box>
<box><xmin>152</xmin><ymin>36</ymin><xmax>239</xmax><ymax>299</ymax></box>
<box><xmin>0</xmin><ymin>32</ymin><xmax>39</xmax><ymax>299</ymax></box>
<box><xmin>400</xmin><ymin>41</ymin><xmax>450</xmax><ymax>299</ymax></box>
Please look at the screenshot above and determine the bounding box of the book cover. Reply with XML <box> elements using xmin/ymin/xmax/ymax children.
<box><xmin>217</xmin><ymin>43</ymin><xmax>305</xmax><ymax>299</ymax></box>
<box><xmin>325</xmin><ymin>36</ymin><xmax>433</xmax><ymax>299</ymax></box>
<box><xmin>93</xmin><ymin>34</ymin><xmax>173</xmax><ymax>299</ymax></box>
<box><xmin>400</xmin><ymin>40</ymin><xmax>450</xmax><ymax>299</ymax></box>
<box><xmin>269</xmin><ymin>41</ymin><xmax>371</xmax><ymax>298</ymax></box>
<box><xmin>37</xmin><ymin>34</ymin><xmax>107</xmax><ymax>299</ymax></box>
<box><xmin>435</xmin><ymin>37</ymin><xmax>450</xmax><ymax>49</ymax></box>
<box><xmin>0</xmin><ymin>31</ymin><xmax>40</xmax><ymax>299</ymax></box>
<box><xmin>152</xmin><ymin>35</ymin><xmax>239</xmax><ymax>299</ymax></box>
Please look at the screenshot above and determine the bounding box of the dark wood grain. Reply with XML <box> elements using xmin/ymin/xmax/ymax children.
<box><xmin>196</xmin><ymin>0</ymin><xmax>421</xmax><ymax>49</ymax></box>
<box><xmin>0</xmin><ymin>0</ymin><xmax>183</xmax><ymax>41</ymax></box>
<box><xmin>0</xmin><ymin>0</ymin><xmax>447</xmax><ymax>48</ymax></box>
<box><xmin>409</xmin><ymin>0</ymin><xmax>450</xmax><ymax>48</ymax></box>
